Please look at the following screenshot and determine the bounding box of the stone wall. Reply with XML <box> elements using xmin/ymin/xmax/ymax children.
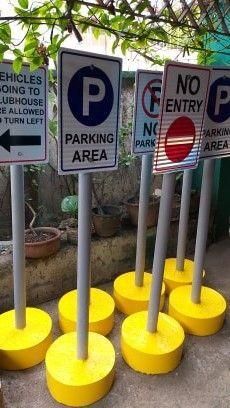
<box><xmin>0</xmin><ymin>218</ymin><xmax>199</xmax><ymax>312</ymax></box>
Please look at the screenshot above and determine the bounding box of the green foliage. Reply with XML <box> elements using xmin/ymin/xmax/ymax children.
<box><xmin>119</xmin><ymin>122</ymin><xmax>136</xmax><ymax>167</ymax></box>
<box><xmin>0</xmin><ymin>0</ymin><xmax>225</xmax><ymax>72</ymax></box>
<box><xmin>61</xmin><ymin>195</ymin><xmax>78</xmax><ymax>216</ymax></box>
<box><xmin>0</xmin><ymin>0</ymin><xmax>195</xmax><ymax>71</ymax></box>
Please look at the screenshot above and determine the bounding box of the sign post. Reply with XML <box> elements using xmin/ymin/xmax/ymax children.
<box><xmin>114</xmin><ymin>70</ymin><xmax>165</xmax><ymax>315</ymax></box>
<box><xmin>121</xmin><ymin>62</ymin><xmax>210</xmax><ymax>375</ymax></box>
<box><xmin>169</xmin><ymin>67</ymin><xmax>228</xmax><ymax>336</ymax></box>
<box><xmin>163</xmin><ymin>168</ymin><xmax>199</xmax><ymax>293</ymax></box>
<box><xmin>0</xmin><ymin>62</ymin><xmax>52</xmax><ymax>371</ymax></box>
<box><xmin>46</xmin><ymin>49</ymin><xmax>121</xmax><ymax>407</ymax></box>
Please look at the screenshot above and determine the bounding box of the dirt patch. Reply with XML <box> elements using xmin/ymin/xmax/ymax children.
<box><xmin>25</xmin><ymin>230</ymin><xmax>56</xmax><ymax>243</ymax></box>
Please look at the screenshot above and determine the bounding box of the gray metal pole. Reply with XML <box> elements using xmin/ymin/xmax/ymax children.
<box><xmin>191</xmin><ymin>159</ymin><xmax>215</xmax><ymax>304</ymax></box>
<box><xmin>147</xmin><ymin>172</ymin><xmax>176</xmax><ymax>333</ymax></box>
<box><xmin>135</xmin><ymin>153</ymin><xmax>153</xmax><ymax>287</ymax></box>
<box><xmin>10</xmin><ymin>165</ymin><xmax>26</xmax><ymax>329</ymax></box>
<box><xmin>77</xmin><ymin>172</ymin><xmax>92</xmax><ymax>360</ymax></box>
<box><xmin>176</xmin><ymin>169</ymin><xmax>193</xmax><ymax>271</ymax></box>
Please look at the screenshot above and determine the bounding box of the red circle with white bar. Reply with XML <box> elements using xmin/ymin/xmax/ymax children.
<box><xmin>165</xmin><ymin>116</ymin><xmax>196</xmax><ymax>162</ymax></box>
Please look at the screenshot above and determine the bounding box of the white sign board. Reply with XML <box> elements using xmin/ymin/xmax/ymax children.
<box><xmin>200</xmin><ymin>67</ymin><xmax>230</xmax><ymax>159</ymax></box>
<box><xmin>0</xmin><ymin>61</ymin><xmax>48</xmax><ymax>165</ymax></box>
<box><xmin>58</xmin><ymin>49</ymin><xmax>122</xmax><ymax>174</ymax></box>
<box><xmin>153</xmin><ymin>61</ymin><xmax>211</xmax><ymax>174</ymax></box>
<box><xmin>132</xmin><ymin>70</ymin><xmax>162</xmax><ymax>155</ymax></box>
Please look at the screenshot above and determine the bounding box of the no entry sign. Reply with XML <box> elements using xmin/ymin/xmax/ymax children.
<box><xmin>132</xmin><ymin>70</ymin><xmax>162</xmax><ymax>155</ymax></box>
<box><xmin>153</xmin><ymin>62</ymin><xmax>211</xmax><ymax>173</ymax></box>
<box><xmin>0</xmin><ymin>61</ymin><xmax>48</xmax><ymax>165</ymax></box>
<box><xmin>200</xmin><ymin>68</ymin><xmax>230</xmax><ymax>159</ymax></box>
<box><xmin>58</xmin><ymin>49</ymin><xmax>122</xmax><ymax>174</ymax></box>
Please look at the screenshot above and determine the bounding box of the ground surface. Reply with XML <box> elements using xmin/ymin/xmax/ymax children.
<box><xmin>1</xmin><ymin>238</ymin><xmax>230</xmax><ymax>408</ymax></box>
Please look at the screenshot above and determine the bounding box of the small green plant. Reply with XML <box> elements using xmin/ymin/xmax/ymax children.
<box><xmin>118</xmin><ymin>121</ymin><xmax>136</xmax><ymax>167</ymax></box>
<box><xmin>61</xmin><ymin>195</ymin><xmax>78</xmax><ymax>218</ymax></box>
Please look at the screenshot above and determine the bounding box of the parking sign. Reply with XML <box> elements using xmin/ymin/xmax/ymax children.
<box><xmin>58</xmin><ymin>49</ymin><xmax>122</xmax><ymax>174</ymax></box>
<box><xmin>200</xmin><ymin>67</ymin><xmax>230</xmax><ymax>159</ymax></box>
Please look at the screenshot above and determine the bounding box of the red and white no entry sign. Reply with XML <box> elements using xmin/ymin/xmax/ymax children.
<box><xmin>165</xmin><ymin>116</ymin><xmax>196</xmax><ymax>162</ymax></box>
<box><xmin>153</xmin><ymin>61</ymin><xmax>211</xmax><ymax>173</ymax></box>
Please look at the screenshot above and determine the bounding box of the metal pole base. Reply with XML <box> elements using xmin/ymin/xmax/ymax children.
<box><xmin>121</xmin><ymin>311</ymin><xmax>184</xmax><ymax>374</ymax></box>
<box><xmin>0</xmin><ymin>307</ymin><xmax>52</xmax><ymax>370</ymax></box>
<box><xmin>46</xmin><ymin>332</ymin><xmax>115</xmax><ymax>407</ymax></box>
<box><xmin>163</xmin><ymin>258</ymin><xmax>205</xmax><ymax>294</ymax></box>
<box><xmin>169</xmin><ymin>285</ymin><xmax>226</xmax><ymax>336</ymax></box>
<box><xmin>59</xmin><ymin>287</ymin><xmax>115</xmax><ymax>336</ymax></box>
<box><xmin>113</xmin><ymin>271</ymin><xmax>165</xmax><ymax>315</ymax></box>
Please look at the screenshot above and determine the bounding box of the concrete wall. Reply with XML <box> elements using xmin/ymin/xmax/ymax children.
<box><xmin>0</xmin><ymin>218</ymin><xmax>198</xmax><ymax>312</ymax></box>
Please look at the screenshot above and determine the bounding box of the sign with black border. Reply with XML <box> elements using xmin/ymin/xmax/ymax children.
<box><xmin>0</xmin><ymin>60</ymin><xmax>48</xmax><ymax>165</ymax></box>
<box><xmin>58</xmin><ymin>48</ymin><xmax>122</xmax><ymax>174</ymax></box>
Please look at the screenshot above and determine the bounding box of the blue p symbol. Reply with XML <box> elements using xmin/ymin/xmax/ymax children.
<box><xmin>68</xmin><ymin>65</ymin><xmax>114</xmax><ymax>126</ymax></box>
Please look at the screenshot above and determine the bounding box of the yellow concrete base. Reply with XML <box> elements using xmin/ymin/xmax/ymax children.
<box><xmin>121</xmin><ymin>311</ymin><xmax>185</xmax><ymax>374</ymax></box>
<box><xmin>58</xmin><ymin>288</ymin><xmax>115</xmax><ymax>336</ymax></box>
<box><xmin>0</xmin><ymin>307</ymin><xmax>52</xmax><ymax>370</ymax></box>
<box><xmin>113</xmin><ymin>271</ymin><xmax>165</xmax><ymax>315</ymax></box>
<box><xmin>46</xmin><ymin>331</ymin><xmax>115</xmax><ymax>407</ymax></box>
<box><xmin>164</xmin><ymin>258</ymin><xmax>205</xmax><ymax>293</ymax></box>
<box><xmin>169</xmin><ymin>285</ymin><xmax>227</xmax><ymax>336</ymax></box>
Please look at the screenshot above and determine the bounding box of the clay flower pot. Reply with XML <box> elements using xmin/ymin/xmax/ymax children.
<box><xmin>25</xmin><ymin>227</ymin><xmax>61</xmax><ymax>258</ymax></box>
<box><xmin>92</xmin><ymin>205</ymin><xmax>122</xmax><ymax>237</ymax></box>
<box><xmin>125</xmin><ymin>197</ymin><xmax>160</xmax><ymax>228</ymax></box>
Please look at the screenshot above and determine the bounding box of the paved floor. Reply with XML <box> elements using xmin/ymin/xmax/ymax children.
<box><xmin>1</xmin><ymin>239</ymin><xmax>230</xmax><ymax>408</ymax></box>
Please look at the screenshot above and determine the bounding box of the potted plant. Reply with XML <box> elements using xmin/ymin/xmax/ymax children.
<box><xmin>91</xmin><ymin>182</ymin><xmax>122</xmax><ymax>238</ymax></box>
<box><xmin>25</xmin><ymin>201</ymin><xmax>61</xmax><ymax>258</ymax></box>
<box><xmin>61</xmin><ymin>195</ymin><xmax>78</xmax><ymax>244</ymax></box>
<box><xmin>125</xmin><ymin>192</ymin><xmax>160</xmax><ymax>228</ymax></box>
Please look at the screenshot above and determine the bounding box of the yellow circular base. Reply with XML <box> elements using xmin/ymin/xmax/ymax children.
<box><xmin>0</xmin><ymin>307</ymin><xmax>52</xmax><ymax>370</ymax></box>
<box><xmin>113</xmin><ymin>271</ymin><xmax>165</xmax><ymax>315</ymax></box>
<box><xmin>121</xmin><ymin>311</ymin><xmax>184</xmax><ymax>374</ymax></box>
<box><xmin>169</xmin><ymin>285</ymin><xmax>227</xmax><ymax>336</ymax></box>
<box><xmin>164</xmin><ymin>258</ymin><xmax>205</xmax><ymax>293</ymax></box>
<box><xmin>58</xmin><ymin>288</ymin><xmax>115</xmax><ymax>336</ymax></box>
<box><xmin>46</xmin><ymin>331</ymin><xmax>115</xmax><ymax>407</ymax></box>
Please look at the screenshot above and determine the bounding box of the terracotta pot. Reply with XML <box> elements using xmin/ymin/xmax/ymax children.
<box><xmin>25</xmin><ymin>227</ymin><xmax>61</xmax><ymax>259</ymax></box>
<box><xmin>92</xmin><ymin>205</ymin><xmax>122</xmax><ymax>237</ymax></box>
<box><xmin>125</xmin><ymin>198</ymin><xmax>160</xmax><ymax>228</ymax></box>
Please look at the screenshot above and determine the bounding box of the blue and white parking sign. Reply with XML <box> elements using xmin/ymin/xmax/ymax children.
<box><xmin>58</xmin><ymin>49</ymin><xmax>122</xmax><ymax>174</ymax></box>
<box><xmin>200</xmin><ymin>68</ymin><xmax>230</xmax><ymax>159</ymax></box>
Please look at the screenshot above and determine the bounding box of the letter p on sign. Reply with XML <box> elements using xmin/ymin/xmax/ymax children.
<box><xmin>207</xmin><ymin>75</ymin><xmax>230</xmax><ymax>123</ymax></box>
<box><xmin>83</xmin><ymin>77</ymin><xmax>106</xmax><ymax>116</ymax></box>
<box><xmin>214</xmin><ymin>85</ymin><xmax>230</xmax><ymax>115</ymax></box>
<box><xmin>68</xmin><ymin>65</ymin><xmax>114</xmax><ymax>126</ymax></box>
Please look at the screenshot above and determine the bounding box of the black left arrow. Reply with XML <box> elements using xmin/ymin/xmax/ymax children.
<box><xmin>0</xmin><ymin>129</ymin><xmax>41</xmax><ymax>152</ymax></box>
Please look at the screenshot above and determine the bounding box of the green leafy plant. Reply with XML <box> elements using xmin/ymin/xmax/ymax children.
<box><xmin>119</xmin><ymin>122</ymin><xmax>136</xmax><ymax>168</ymax></box>
<box><xmin>0</xmin><ymin>1</ymin><xmax>224</xmax><ymax>71</ymax></box>
<box><xmin>61</xmin><ymin>195</ymin><xmax>78</xmax><ymax>217</ymax></box>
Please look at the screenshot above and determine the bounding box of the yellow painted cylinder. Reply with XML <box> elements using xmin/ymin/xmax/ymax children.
<box><xmin>113</xmin><ymin>271</ymin><xmax>165</xmax><ymax>315</ymax></box>
<box><xmin>58</xmin><ymin>288</ymin><xmax>115</xmax><ymax>336</ymax></box>
<box><xmin>46</xmin><ymin>331</ymin><xmax>115</xmax><ymax>407</ymax></box>
<box><xmin>0</xmin><ymin>307</ymin><xmax>52</xmax><ymax>370</ymax></box>
<box><xmin>169</xmin><ymin>285</ymin><xmax>227</xmax><ymax>336</ymax></box>
<box><xmin>121</xmin><ymin>310</ymin><xmax>185</xmax><ymax>374</ymax></box>
<box><xmin>164</xmin><ymin>258</ymin><xmax>205</xmax><ymax>293</ymax></box>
